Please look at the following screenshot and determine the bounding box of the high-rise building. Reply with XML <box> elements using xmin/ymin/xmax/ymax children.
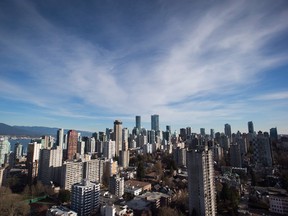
<box><xmin>122</xmin><ymin>128</ymin><xmax>129</xmax><ymax>151</ymax></box>
<box><xmin>151</xmin><ymin>114</ymin><xmax>159</xmax><ymax>131</ymax></box>
<box><xmin>224</xmin><ymin>124</ymin><xmax>232</xmax><ymax>140</ymax></box>
<box><xmin>230</xmin><ymin>144</ymin><xmax>242</xmax><ymax>167</ymax></box>
<box><xmin>71</xmin><ymin>180</ymin><xmax>100</xmax><ymax>216</ymax></box>
<box><xmin>136</xmin><ymin>115</ymin><xmax>141</xmax><ymax>131</ymax></box>
<box><xmin>148</xmin><ymin>130</ymin><xmax>156</xmax><ymax>144</ymax></box>
<box><xmin>200</xmin><ymin>128</ymin><xmax>205</xmax><ymax>137</ymax></box>
<box><xmin>103</xmin><ymin>140</ymin><xmax>116</xmax><ymax>159</ymax></box>
<box><xmin>173</xmin><ymin>147</ymin><xmax>186</xmax><ymax>167</ymax></box>
<box><xmin>119</xmin><ymin>150</ymin><xmax>129</xmax><ymax>168</ymax></box>
<box><xmin>84</xmin><ymin>137</ymin><xmax>96</xmax><ymax>154</ymax></box>
<box><xmin>66</xmin><ymin>130</ymin><xmax>78</xmax><ymax>160</ymax></box>
<box><xmin>27</xmin><ymin>142</ymin><xmax>42</xmax><ymax>185</ymax></box>
<box><xmin>38</xmin><ymin>146</ymin><xmax>63</xmax><ymax>185</ymax></box>
<box><xmin>270</xmin><ymin>127</ymin><xmax>278</xmax><ymax>142</ymax></box>
<box><xmin>248</xmin><ymin>121</ymin><xmax>254</xmax><ymax>134</ymax></box>
<box><xmin>83</xmin><ymin>159</ymin><xmax>105</xmax><ymax>184</ymax></box>
<box><xmin>0</xmin><ymin>137</ymin><xmax>10</xmax><ymax>166</ymax></box>
<box><xmin>210</xmin><ymin>129</ymin><xmax>215</xmax><ymax>139</ymax></box>
<box><xmin>113</xmin><ymin>120</ymin><xmax>122</xmax><ymax>157</ymax></box>
<box><xmin>109</xmin><ymin>175</ymin><xmax>124</xmax><ymax>197</ymax></box>
<box><xmin>252</xmin><ymin>131</ymin><xmax>273</xmax><ymax>167</ymax></box>
<box><xmin>57</xmin><ymin>128</ymin><xmax>64</xmax><ymax>147</ymax></box>
<box><xmin>187</xmin><ymin>145</ymin><xmax>216</xmax><ymax>216</ymax></box>
<box><xmin>14</xmin><ymin>142</ymin><xmax>23</xmax><ymax>160</ymax></box>
<box><xmin>61</xmin><ymin>161</ymin><xmax>84</xmax><ymax>191</ymax></box>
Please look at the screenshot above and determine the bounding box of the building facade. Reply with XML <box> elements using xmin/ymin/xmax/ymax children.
<box><xmin>187</xmin><ymin>145</ymin><xmax>216</xmax><ymax>216</ymax></box>
<box><xmin>71</xmin><ymin>180</ymin><xmax>100</xmax><ymax>216</ymax></box>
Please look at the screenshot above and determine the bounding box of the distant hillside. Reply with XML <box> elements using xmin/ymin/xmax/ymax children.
<box><xmin>0</xmin><ymin>123</ymin><xmax>92</xmax><ymax>137</ymax></box>
<box><xmin>0</xmin><ymin>123</ymin><xmax>37</xmax><ymax>136</ymax></box>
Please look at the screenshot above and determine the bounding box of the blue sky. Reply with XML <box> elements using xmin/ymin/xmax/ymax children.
<box><xmin>0</xmin><ymin>0</ymin><xmax>288</xmax><ymax>134</ymax></box>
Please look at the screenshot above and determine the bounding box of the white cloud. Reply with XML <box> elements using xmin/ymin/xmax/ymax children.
<box><xmin>0</xmin><ymin>0</ymin><xmax>288</xmax><ymax>130</ymax></box>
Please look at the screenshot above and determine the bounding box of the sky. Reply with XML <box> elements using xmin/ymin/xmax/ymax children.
<box><xmin>0</xmin><ymin>0</ymin><xmax>288</xmax><ymax>134</ymax></box>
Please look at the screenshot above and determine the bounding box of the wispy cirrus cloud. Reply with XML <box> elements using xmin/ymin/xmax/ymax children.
<box><xmin>0</xmin><ymin>0</ymin><xmax>288</xmax><ymax>131</ymax></box>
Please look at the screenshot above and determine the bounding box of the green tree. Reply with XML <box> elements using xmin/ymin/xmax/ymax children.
<box><xmin>58</xmin><ymin>189</ymin><xmax>71</xmax><ymax>203</ymax></box>
<box><xmin>137</xmin><ymin>161</ymin><xmax>145</xmax><ymax>180</ymax></box>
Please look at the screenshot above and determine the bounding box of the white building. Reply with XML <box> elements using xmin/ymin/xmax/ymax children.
<box><xmin>38</xmin><ymin>146</ymin><xmax>63</xmax><ymax>185</ymax></box>
<box><xmin>187</xmin><ymin>145</ymin><xmax>216</xmax><ymax>216</ymax></box>
<box><xmin>103</xmin><ymin>140</ymin><xmax>116</xmax><ymax>159</ymax></box>
<box><xmin>61</xmin><ymin>161</ymin><xmax>83</xmax><ymax>191</ymax></box>
<box><xmin>83</xmin><ymin>159</ymin><xmax>105</xmax><ymax>184</ymax></box>
<box><xmin>109</xmin><ymin>175</ymin><xmax>124</xmax><ymax>197</ymax></box>
<box><xmin>46</xmin><ymin>205</ymin><xmax>77</xmax><ymax>216</ymax></box>
<box><xmin>0</xmin><ymin>136</ymin><xmax>10</xmax><ymax>166</ymax></box>
<box><xmin>71</xmin><ymin>179</ymin><xmax>100</xmax><ymax>216</ymax></box>
<box><xmin>269</xmin><ymin>195</ymin><xmax>288</xmax><ymax>215</ymax></box>
<box><xmin>119</xmin><ymin>150</ymin><xmax>129</xmax><ymax>168</ymax></box>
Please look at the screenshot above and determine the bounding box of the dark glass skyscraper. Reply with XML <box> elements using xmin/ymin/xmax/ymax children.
<box><xmin>224</xmin><ymin>123</ymin><xmax>232</xmax><ymax>139</ymax></box>
<box><xmin>248</xmin><ymin>121</ymin><xmax>254</xmax><ymax>134</ymax></box>
<box><xmin>136</xmin><ymin>115</ymin><xmax>141</xmax><ymax>131</ymax></box>
<box><xmin>151</xmin><ymin>114</ymin><xmax>159</xmax><ymax>131</ymax></box>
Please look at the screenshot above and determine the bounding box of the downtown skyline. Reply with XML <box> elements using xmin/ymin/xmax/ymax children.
<box><xmin>0</xmin><ymin>0</ymin><xmax>288</xmax><ymax>133</ymax></box>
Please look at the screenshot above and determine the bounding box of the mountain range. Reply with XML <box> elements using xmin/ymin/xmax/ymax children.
<box><xmin>0</xmin><ymin>123</ymin><xmax>93</xmax><ymax>137</ymax></box>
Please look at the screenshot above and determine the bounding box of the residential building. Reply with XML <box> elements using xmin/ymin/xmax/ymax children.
<box><xmin>109</xmin><ymin>175</ymin><xmax>124</xmax><ymax>197</ymax></box>
<box><xmin>119</xmin><ymin>150</ymin><xmax>129</xmax><ymax>168</ymax></box>
<box><xmin>46</xmin><ymin>206</ymin><xmax>77</xmax><ymax>216</ymax></box>
<box><xmin>71</xmin><ymin>179</ymin><xmax>100</xmax><ymax>216</ymax></box>
<box><xmin>0</xmin><ymin>136</ymin><xmax>10</xmax><ymax>166</ymax></box>
<box><xmin>269</xmin><ymin>195</ymin><xmax>288</xmax><ymax>215</ymax></box>
<box><xmin>14</xmin><ymin>142</ymin><xmax>23</xmax><ymax>160</ymax></box>
<box><xmin>83</xmin><ymin>159</ymin><xmax>105</xmax><ymax>184</ymax></box>
<box><xmin>113</xmin><ymin>120</ymin><xmax>122</xmax><ymax>157</ymax></box>
<box><xmin>27</xmin><ymin>142</ymin><xmax>42</xmax><ymax>185</ymax></box>
<box><xmin>187</xmin><ymin>145</ymin><xmax>216</xmax><ymax>216</ymax></box>
<box><xmin>173</xmin><ymin>147</ymin><xmax>186</xmax><ymax>167</ymax></box>
<box><xmin>61</xmin><ymin>161</ymin><xmax>84</xmax><ymax>191</ymax></box>
<box><xmin>103</xmin><ymin>140</ymin><xmax>116</xmax><ymax>159</ymax></box>
<box><xmin>38</xmin><ymin>146</ymin><xmax>63</xmax><ymax>185</ymax></box>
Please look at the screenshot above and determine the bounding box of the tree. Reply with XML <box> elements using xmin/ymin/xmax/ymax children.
<box><xmin>0</xmin><ymin>187</ymin><xmax>30</xmax><ymax>216</ymax></box>
<box><xmin>58</xmin><ymin>189</ymin><xmax>71</xmax><ymax>203</ymax></box>
<box><xmin>158</xmin><ymin>207</ymin><xmax>179</xmax><ymax>216</ymax></box>
<box><xmin>136</xmin><ymin>161</ymin><xmax>145</xmax><ymax>180</ymax></box>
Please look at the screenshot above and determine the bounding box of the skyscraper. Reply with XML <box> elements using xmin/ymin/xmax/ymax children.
<box><xmin>66</xmin><ymin>130</ymin><xmax>78</xmax><ymax>160</ymax></box>
<box><xmin>27</xmin><ymin>142</ymin><xmax>42</xmax><ymax>185</ymax></box>
<box><xmin>136</xmin><ymin>115</ymin><xmax>141</xmax><ymax>131</ymax></box>
<box><xmin>38</xmin><ymin>146</ymin><xmax>63</xmax><ymax>185</ymax></box>
<box><xmin>200</xmin><ymin>128</ymin><xmax>205</xmax><ymax>136</ymax></box>
<box><xmin>57</xmin><ymin>128</ymin><xmax>64</xmax><ymax>147</ymax></box>
<box><xmin>248</xmin><ymin>121</ymin><xmax>254</xmax><ymax>134</ymax></box>
<box><xmin>113</xmin><ymin>120</ymin><xmax>122</xmax><ymax>156</ymax></box>
<box><xmin>270</xmin><ymin>127</ymin><xmax>278</xmax><ymax>141</ymax></box>
<box><xmin>210</xmin><ymin>129</ymin><xmax>215</xmax><ymax>139</ymax></box>
<box><xmin>71</xmin><ymin>180</ymin><xmax>100</xmax><ymax>216</ymax></box>
<box><xmin>151</xmin><ymin>114</ymin><xmax>159</xmax><ymax>131</ymax></box>
<box><xmin>187</xmin><ymin>145</ymin><xmax>216</xmax><ymax>216</ymax></box>
<box><xmin>14</xmin><ymin>142</ymin><xmax>23</xmax><ymax>160</ymax></box>
<box><xmin>0</xmin><ymin>137</ymin><xmax>10</xmax><ymax>166</ymax></box>
<box><xmin>61</xmin><ymin>161</ymin><xmax>84</xmax><ymax>191</ymax></box>
<box><xmin>224</xmin><ymin>123</ymin><xmax>232</xmax><ymax>139</ymax></box>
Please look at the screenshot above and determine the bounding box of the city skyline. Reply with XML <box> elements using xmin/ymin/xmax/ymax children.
<box><xmin>0</xmin><ymin>1</ymin><xmax>288</xmax><ymax>134</ymax></box>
